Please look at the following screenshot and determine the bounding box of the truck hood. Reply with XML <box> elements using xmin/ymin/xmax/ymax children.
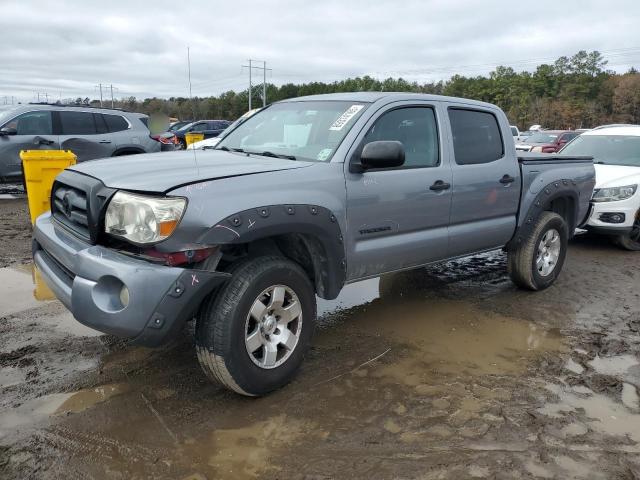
<box><xmin>594</xmin><ymin>163</ymin><xmax>640</xmax><ymax>188</ymax></box>
<box><xmin>68</xmin><ymin>150</ymin><xmax>313</xmax><ymax>192</ymax></box>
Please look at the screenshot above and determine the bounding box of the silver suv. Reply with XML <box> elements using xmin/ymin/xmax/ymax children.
<box><xmin>0</xmin><ymin>104</ymin><xmax>161</xmax><ymax>182</ymax></box>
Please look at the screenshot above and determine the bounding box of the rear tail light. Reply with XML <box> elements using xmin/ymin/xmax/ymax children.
<box><xmin>150</xmin><ymin>135</ymin><xmax>175</xmax><ymax>145</ymax></box>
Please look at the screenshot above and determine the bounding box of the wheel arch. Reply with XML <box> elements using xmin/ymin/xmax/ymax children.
<box><xmin>200</xmin><ymin>205</ymin><xmax>346</xmax><ymax>300</ymax></box>
<box><xmin>112</xmin><ymin>147</ymin><xmax>146</xmax><ymax>156</ymax></box>
<box><xmin>508</xmin><ymin>180</ymin><xmax>581</xmax><ymax>251</ymax></box>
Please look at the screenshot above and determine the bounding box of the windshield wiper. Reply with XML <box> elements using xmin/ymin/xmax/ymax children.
<box><xmin>216</xmin><ymin>146</ymin><xmax>245</xmax><ymax>153</ymax></box>
<box><xmin>252</xmin><ymin>151</ymin><xmax>297</xmax><ymax>161</ymax></box>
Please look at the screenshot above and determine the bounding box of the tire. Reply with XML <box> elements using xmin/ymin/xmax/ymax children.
<box><xmin>508</xmin><ymin>211</ymin><xmax>568</xmax><ymax>291</ymax></box>
<box><xmin>195</xmin><ymin>256</ymin><xmax>316</xmax><ymax>396</ymax></box>
<box><xmin>613</xmin><ymin>212</ymin><xmax>640</xmax><ymax>251</ymax></box>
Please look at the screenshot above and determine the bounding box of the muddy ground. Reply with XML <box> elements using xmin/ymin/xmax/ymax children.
<box><xmin>1</xmin><ymin>197</ymin><xmax>640</xmax><ymax>479</ymax></box>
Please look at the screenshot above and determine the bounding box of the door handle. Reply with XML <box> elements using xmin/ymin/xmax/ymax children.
<box><xmin>429</xmin><ymin>180</ymin><xmax>451</xmax><ymax>191</ymax></box>
<box><xmin>98</xmin><ymin>140</ymin><xmax>112</xmax><ymax>144</ymax></box>
<box><xmin>37</xmin><ymin>138</ymin><xmax>54</xmax><ymax>146</ymax></box>
<box><xmin>500</xmin><ymin>174</ymin><xmax>515</xmax><ymax>184</ymax></box>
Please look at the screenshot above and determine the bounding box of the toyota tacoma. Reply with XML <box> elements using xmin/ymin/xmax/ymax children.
<box><xmin>33</xmin><ymin>93</ymin><xmax>596</xmax><ymax>395</ymax></box>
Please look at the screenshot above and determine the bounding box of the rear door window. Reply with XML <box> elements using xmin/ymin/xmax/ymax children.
<box><xmin>448</xmin><ymin>108</ymin><xmax>504</xmax><ymax>165</ymax></box>
<box><xmin>103</xmin><ymin>114</ymin><xmax>129</xmax><ymax>132</ymax></box>
<box><xmin>192</xmin><ymin>122</ymin><xmax>209</xmax><ymax>132</ymax></box>
<box><xmin>94</xmin><ymin>114</ymin><xmax>109</xmax><ymax>134</ymax></box>
<box><xmin>5</xmin><ymin>111</ymin><xmax>53</xmax><ymax>135</ymax></box>
<box><xmin>59</xmin><ymin>111</ymin><xmax>97</xmax><ymax>135</ymax></box>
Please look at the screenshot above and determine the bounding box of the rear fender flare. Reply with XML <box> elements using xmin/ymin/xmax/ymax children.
<box><xmin>507</xmin><ymin>179</ymin><xmax>580</xmax><ymax>250</ymax></box>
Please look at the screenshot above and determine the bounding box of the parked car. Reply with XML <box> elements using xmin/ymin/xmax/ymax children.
<box><xmin>32</xmin><ymin>93</ymin><xmax>595</xmax><ymax>396</ymax></box>
<box><xmin>0</xmin><ymin>104</ymin><xmax>161</xmax><ymax>183</ymax></box>
<box><xmin>560</xmin><ymin>125</ymin><xmax>640</xmax><ymax>250</ymax></box>
<box><xmin>165</xmin><ymin>120</ymin><xmax>233</xmax><ymax>149</ymax></box>
<box><xmin>516</xmin><ymin>130</ymin><xmax>535</xmax><ymax>142</ymax></box>
<box><xmin>515</xmin><ymin>130</ymin><xmax>580</xmax><ymax>152</ymax></box>
<box><xmin>168</xmin><ymin>120</ymin><xmax>192</xmax><ymax>132</ymax></box>
<box><xmin>187</xmin><ymin>109</ymin><xmax>261</xmax><ymax>150</ymax></box>
<box><xmin>510</xmin><ymin>125</ymin><xmax>520</xmax><ymax>141</ymax></box>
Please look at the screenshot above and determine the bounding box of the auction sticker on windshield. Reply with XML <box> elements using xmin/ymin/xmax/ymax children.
<box><xmin>329</xmin><ymin>105</ymin><xmax>364</xmax><ymax>131</ymax></box>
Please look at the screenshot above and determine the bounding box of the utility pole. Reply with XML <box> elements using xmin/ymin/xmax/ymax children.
<box><xmin>242</xmin><ymin>60</ymin><xmax>272</xmax><ymax>110</ymax></box>
<box><xmin>36</xmin><ymin>92</ymin><xmax>49</xmax><ymax>103</ymax></box>
<box><xmin>248</xmin><ymin>59</ymin><xmax>252</xmax><ymax>110</ymax></box>
<box><xmin>187</xmin><ymin>46</ymin><xmax>195</xmax><ymax>120</ymax></box>
<box><xmin>95</xmin><ymin>84</ymin><xmax>104</xmax><ymax>107</ymax></box>
<box><xmin>109</xmin><ymin>84</ymin><xmax>117</xmax><ymax>108</ymax></box>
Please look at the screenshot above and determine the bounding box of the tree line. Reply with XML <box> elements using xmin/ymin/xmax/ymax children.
<box><xmin>105</xmin><ymin>50</ymin><xmax>639</xmax><ymax>130</ymax></box>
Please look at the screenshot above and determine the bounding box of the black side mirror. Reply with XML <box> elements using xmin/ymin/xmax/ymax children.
<box><xmin>356</xmin><ymin>140</ymin><xmax>405</xmax><ymax>171</ymax></box>
<box><xmin>0</xmin><ymin>127</ymin><xmax>17</xmax><ymax>136</ymax></box>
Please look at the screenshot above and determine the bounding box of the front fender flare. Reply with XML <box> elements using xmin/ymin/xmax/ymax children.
<box><xmin>199</xmin><ymin>204</ymin><xmax>346</xmax><ymax>299</ymax></box>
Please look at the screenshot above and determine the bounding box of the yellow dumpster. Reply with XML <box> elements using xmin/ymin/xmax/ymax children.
<box><xmin>20</xmin><ymin>150</ymin><xmax>77</xmax><ymax>225</ymax></box>
<box><xmin>185</xmin><ymin>132</ymin><xmax>204</xmax><ymax>147</ymax></box>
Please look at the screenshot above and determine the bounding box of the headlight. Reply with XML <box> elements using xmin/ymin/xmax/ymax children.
<box><xmin>105</xmin><ymin>191</ymin><xmax>186</xmax><ymax>244</ymax></box>
<box><xmin>592</xmin><ymin>184</ymin><xmax>637</xmax><ymax>203</ymax></box>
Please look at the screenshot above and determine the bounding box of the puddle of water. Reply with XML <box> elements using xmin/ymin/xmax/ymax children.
<box><xmin>0</xmin><ymin>264</ymin><xmax>101</xmax><ymax>336</ymax></box>
<box><xmin>55</xmin><ymin>384</ymin><xmax>129</xmax><ymax>415</ymax></box>
<box><xmin>315</xmin><ymin>270</ymin><xmax>564</xmax><ymax>384</ymax></box>
<box><xmin>0</xmin><ymin>265</ymin><xmax>50</xmax><ymax>316</ymax></box>
<box><xmin>32</xmin><ymin>263</ymin><xmax>56</xmax><ymax>301</ymax></box>
<box><xmin>198</xmin><ymin>414</ymin><xmax>319</xmax><ymax>479</ymax></box>
<box><xmin>541</xmin><ymin>383</ymin><xmax>640</xmax><ymax>443</ymax></box>
<box><xmin>317</xmin><ymin>277</ymin><xmax>379</xmax><ymax>318</ymax></box>
<box><xmin>0</xmin><ymin>383</ymin><xmax>127</xmax><ymax>441</ymax></box>
<box><xmin>588</xmin><ymin>354</ymin><xmax>639</xmax><ymax>378</ymax></box>
<box><xmin>338</xmin><ymin>299</ymin><xmax>566</xmax><ymax>383</ymax></box>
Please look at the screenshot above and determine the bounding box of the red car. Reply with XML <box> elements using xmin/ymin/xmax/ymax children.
<box><xmin>518</xmin><ymin>130</ymin><xmax>581</xmax><ymax>153</ymax></box>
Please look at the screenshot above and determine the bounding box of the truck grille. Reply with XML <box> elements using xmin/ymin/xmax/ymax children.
<box><xmin>52</xmin><ymin>183</ymin><xmax>90</xmax><ymax>240</ymax></box>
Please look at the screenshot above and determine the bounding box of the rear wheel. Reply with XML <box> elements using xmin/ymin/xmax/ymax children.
<box><xmin>508</xmin><ymin>212</ymin><xmax>568</xmax><ymax>291</ymax></box>
<box><xmin>196</xmin><ymin>256</ymin><xmax>316</xmax><ymax>396</ymax></box>
<box><xmin>613</xmin><ymin>211</ymin><xmax>640</xmax><ymax>251</ymax></box>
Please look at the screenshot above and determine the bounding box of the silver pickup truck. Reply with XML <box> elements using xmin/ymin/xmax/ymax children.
<box><xmin>32</xmin><ymin>93</ymin><xmax>595</xmax><ymax>395</ymax></box>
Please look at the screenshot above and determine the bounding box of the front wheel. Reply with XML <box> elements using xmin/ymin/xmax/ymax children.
<box><xmin>613</xmin><ymin>211</ymin><xmax>640</xmax><ymax>251</ymax></box>
<box><xmin>508</xmin><ymin>211</ymin><xmax>568</xmax><ymax>291</ymax></box>
<box><xmin>196</xmin><ymin>256</ymin><xmax>316</xmax><ymax>396</ymax></box>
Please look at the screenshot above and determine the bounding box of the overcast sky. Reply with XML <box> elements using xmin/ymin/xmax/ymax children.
<box><xmin>1</xmin><ymin>0</ymin><xmax>639</xmax><ymax>104</ymax></box>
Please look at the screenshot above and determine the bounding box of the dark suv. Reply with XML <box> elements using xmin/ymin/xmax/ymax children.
<box><xmin>169</xmin><ymin>120</ymin><xmax>232</xmax><ymax>149</ymax></box>
<box><xmin>0</xmin><ymin>104</ymin><xmax>161</xmax><ymax>183</ymax></box>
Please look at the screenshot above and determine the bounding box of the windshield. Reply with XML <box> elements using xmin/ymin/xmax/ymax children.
<box><xmin>0</xmin><ymin>107</ymin><xmax>19</xmax><ymax>127</ymax></box>
<box><xmin>217</xmin><ymin>101</ymin><xmax>369</xmax><ymax>161</ymax></box>
<box><xmin>176</xmin><ymin>122</ymin><xmax>196</xmax><ymax>133</ymax></box>
<box><xmin>561</xmin><ymin>135</ymin><xmax>640</xmax><ymax>166</ymax></box>
<box><xmin>527</xmin><ymin>132</ymin><xmax>558</xmax><ymax>143</ymax></box>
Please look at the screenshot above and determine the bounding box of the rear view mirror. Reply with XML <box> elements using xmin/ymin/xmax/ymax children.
<box><xmin>0</xmin><ymin>127</ymin><xmax>17</xmax><ymax>136</ymax></box>
<box><xmin>358</xmin><ymin>140</ymin><xmax>405</xmax><ymax>170</ymax></box>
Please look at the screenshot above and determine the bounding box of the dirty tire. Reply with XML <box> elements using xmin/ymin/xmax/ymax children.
<box><xmin>508</xmin><ymin>211</ymin><xmax>568</xmax><ymax>291</ymax></box>
<box><xmin>195</xmin><ymin>256</ymin><xmax>316</xmax><ymax>396</ymax></box>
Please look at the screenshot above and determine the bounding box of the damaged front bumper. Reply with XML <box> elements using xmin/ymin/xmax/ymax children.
<box><xmin>32</xmin><ymin>212</ymin><xmax>229</xmax><ymax>347</ymax></box>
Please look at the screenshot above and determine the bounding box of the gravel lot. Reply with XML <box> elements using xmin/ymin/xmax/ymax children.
<box><xmin>1</xmin><ymin>198</ymin><xmax>639</xmax><ymax>479</ymax></box>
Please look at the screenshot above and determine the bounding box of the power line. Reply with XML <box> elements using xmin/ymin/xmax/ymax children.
<box><xmin>242</xmin><ymin>60</ymin><xmax>272</xmax><ymax>109</ymax></box>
